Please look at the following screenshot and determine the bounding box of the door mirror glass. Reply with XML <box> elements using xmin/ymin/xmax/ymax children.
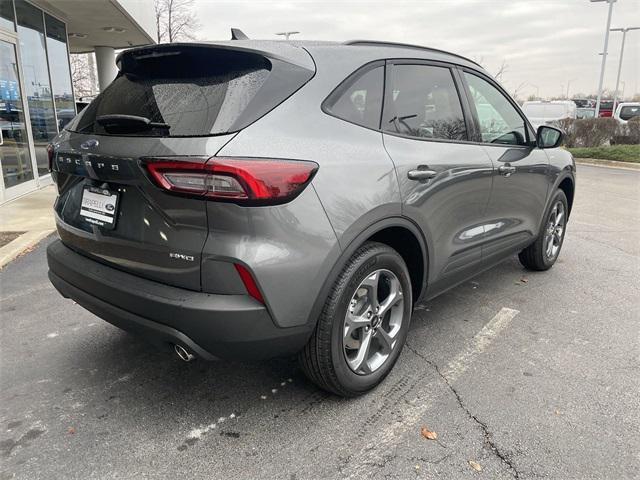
<box><xmin>536</xmin><ymin>125</ymin><xmax>563</xmax><ymax>149</ymax></box>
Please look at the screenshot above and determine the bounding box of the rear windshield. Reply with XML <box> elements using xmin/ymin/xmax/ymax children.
<box><xmin>67</xmin><ymin>46</ymin><xmax>312</xmax><ymax>137</ymax></box>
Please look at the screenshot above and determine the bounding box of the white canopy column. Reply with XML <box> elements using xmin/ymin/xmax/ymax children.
<box><xmin>94</xmin><ymin>46</ymin><xmax>118</xmax><ymax>91</ymax></box>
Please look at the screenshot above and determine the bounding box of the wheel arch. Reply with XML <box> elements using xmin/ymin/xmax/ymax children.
<box><xmin>535</xmin><ymin>170</ymin><xmax>575</xmax><ymax>238</ymax></box>
<box><xmin>557</xmin><ymin>175</ymin><xmax>575</xmax><ymax>217</ymax></box>
<box><xmin>306</xmin><ymin>216</ymin><xmax>429</xmax><ymax>329</ymax></box>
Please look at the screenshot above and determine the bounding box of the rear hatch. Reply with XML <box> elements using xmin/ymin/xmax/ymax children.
<box><xmin>52</xmin><ymin>42</ymin><xmax>314</xmax><ymax>290</ymax></box>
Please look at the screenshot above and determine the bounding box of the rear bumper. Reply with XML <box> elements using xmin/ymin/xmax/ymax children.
<box><xmin>47</xmin><ymin>239</ymin><xmax>312</xmax><ymax>360</ymax></box>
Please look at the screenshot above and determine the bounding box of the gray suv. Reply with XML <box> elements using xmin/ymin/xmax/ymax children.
<box><xmin>47</xmin><ymin>39</ymin><xmax>575</xmax><ymax>397</ymax></box>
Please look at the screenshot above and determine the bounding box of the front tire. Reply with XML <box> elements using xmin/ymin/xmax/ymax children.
<box><xmin>299</xmin><ymin>242</ymin><xmax>412</xmax><ymax>397</ymax></box>
<box><xmin>519</xmin><ymin>189</ymin><xmax>568</xmax><ymax>271</ymax></box>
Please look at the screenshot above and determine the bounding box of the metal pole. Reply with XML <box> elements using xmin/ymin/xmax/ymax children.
<box><xmin>594</xmin><ymin>0</ymin><xmax>615</xmax><ymax>117</ymax></box>
<box><xmin>566</xmin><ymin>79</ymin><xmax>574</xmax><ymax>99</ymax></box>
<box><xmin>612</xmin><ymin>29</ymin><xmax>627</xmax><ymax>111</ymax></box>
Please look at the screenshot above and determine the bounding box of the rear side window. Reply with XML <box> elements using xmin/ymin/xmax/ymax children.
<box><xmin>382</xmin><ymin>64</ymin><xmax>467</xmax><ymax>141</ymax></box>
<box><xmin>67</xmin><ymin>46</ymin><xmax>313</xmax><ymax>137</ymax></box>
<box><xmin>323</xmin><ymin>65</ymin><xmax>384</xmax><ymax>130</ymax></box>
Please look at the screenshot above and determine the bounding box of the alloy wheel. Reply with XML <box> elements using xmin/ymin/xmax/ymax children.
<box><xmin>343</xmin><ymin>269</ymin><xmax>405</xmax><ymax>375</ymax></box>
<box><xmin>544</xmin><ymin>201</ymin><xmax>565</xmax><ymax>260</ymax></box>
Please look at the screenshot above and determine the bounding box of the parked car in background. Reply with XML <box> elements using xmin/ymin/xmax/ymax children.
<box><xmin>576</xmin><ymin>107</ymin><xmax>595</xmax><ymax>119</ymax></box>
<box><xmin>597</xmin><ymin>100</ymin><xmax>614</xmax><ymax>117</ymax></box>
<box><xmin>521</xmin><ymin>100</ymin><xmax>577</xmax><ymax>128</ymax></box>
<box><xmin>47</xmin><ymin>39</ymin><xmax>575</xmax><ymax>397</ymax></box>
<box><xmin>613</xmin><ymin>102</ymin><xmax>640</xmax><ymax>124</ymax></box>
<box><xmin>572</xmin><ymin>98</ymin><xmax>595</xmax><ymax>109</ymax></box>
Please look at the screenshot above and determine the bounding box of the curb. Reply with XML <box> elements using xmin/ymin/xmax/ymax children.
<box><xmin>0</xmin><ymin>230</ymin><xmax>54</xmax><ymax>268</ymax></box>
<box><xmin>575</xmin><ymin>158</ymin><xmax>640</xmax><ymax>171</ymax></box>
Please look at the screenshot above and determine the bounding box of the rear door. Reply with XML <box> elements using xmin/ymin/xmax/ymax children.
<box><xmin>53</xmin><ymin>134</ymin><xmax>231</xmax><ymax>291</ymax></box>
<box><xmin>460</xmin><ymin>70</ymin><xmax>549</xmax><ymax>265</ymax></box>
<box><xmin>52</xmin><ymin>43</ymin><xmax>314</xmax><ymax>291</ymax></box>
<box><xmin>381</xmin><ymin>61</ymin><xmax>494</xmax><ymax>295</ymax></box>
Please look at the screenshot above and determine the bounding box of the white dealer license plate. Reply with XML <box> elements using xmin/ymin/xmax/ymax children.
<box><xmin>80</xmin><ymin>186</ymin><xmax>119</xmax><ymax>229</ymax></box>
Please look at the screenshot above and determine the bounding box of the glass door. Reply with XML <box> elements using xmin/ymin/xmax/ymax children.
<box><xmin>0</xmin><ymin>34</ymin><xmax>37</xmax><ymax>202</ymax></box>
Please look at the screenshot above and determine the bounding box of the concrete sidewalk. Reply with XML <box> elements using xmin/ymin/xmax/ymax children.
<box><xmin>0</xmin><ymin>186</ymin><xmax>56</xmax><ymax>267</ymax></box>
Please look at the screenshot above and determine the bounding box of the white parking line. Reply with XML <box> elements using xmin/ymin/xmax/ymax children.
<box><xmin>442</xmin><ymin>307</ymin><xmax>520</xmax><ymax>381</ymax></box>
<box><xmin>345</xmin><ymin>307</ymin><xmax>520</xmax><ymax>478</ymax></box>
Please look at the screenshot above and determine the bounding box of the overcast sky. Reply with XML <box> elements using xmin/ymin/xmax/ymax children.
<box><xmin>194</xmin><ymin>0</ymin><xmax>640</xmax><ymax>99</ymax></box>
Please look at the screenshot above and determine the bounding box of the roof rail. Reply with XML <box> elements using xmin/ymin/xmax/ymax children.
<box><xmin>344</xmin><ymin>40</ymin><xmax>482</xmax><ymax>68</ymax></box>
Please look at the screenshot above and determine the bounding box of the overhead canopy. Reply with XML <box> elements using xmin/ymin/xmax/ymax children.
<box><xmin>30</xmin><ymin>0</ymin><xmax>156</xmax><ymax>53</ymax></box>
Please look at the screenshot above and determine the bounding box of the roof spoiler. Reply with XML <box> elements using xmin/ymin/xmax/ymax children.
<box><xmin>117</xmin><ymin>40</ymin><xmax>315</xmax><ymax>72</ymax></box>
<box><xmin>231</xmin><ymin>28</ymin><xmax>249</xmax><ymax>40</ymax></box>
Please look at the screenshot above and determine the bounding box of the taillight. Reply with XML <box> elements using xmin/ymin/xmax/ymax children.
<box><xmin>47</xmin><ymin>144</ymin><xmax>55</xmax><ymax>172</ymax></box>
<box><xmin>144</xmin><ymin>157</ymin><xmax>318</xmax><ymax>205</ymax></box>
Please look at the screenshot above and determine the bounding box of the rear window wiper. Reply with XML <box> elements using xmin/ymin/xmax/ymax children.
<box><xmin>95</xmin><ymin>114</ymin><xmax>171</xmax><ymax>134</ymax></box>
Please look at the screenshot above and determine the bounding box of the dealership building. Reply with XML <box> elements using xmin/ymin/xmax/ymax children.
<box><xmin>0</xmin><ymin>0</ymin><xmax>155</xmax><ymax>203</ymax></box>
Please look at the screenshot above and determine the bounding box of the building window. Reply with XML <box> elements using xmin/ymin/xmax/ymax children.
<box><xmin>0</xmin><ymin>0</ymin><xmax>15</xmax><ymax>32</ymax></box>
<box><xmin>0</xmin><ymin>39</ymin><xmax>34</xmax><ymax>187</ymax></box>
<box><xmin>45</xmin><ymin>13</ymin><xmax>74</xmax><ymax>131</ymax></box>
<box><xmin>15</xmin><ymin>0</ymin><xmax>58</xmax><ymax>177</ymax></box>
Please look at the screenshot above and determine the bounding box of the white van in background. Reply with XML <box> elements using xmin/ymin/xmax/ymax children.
<box><xmin>521</xmin><ymin>100</ymin><xmax>577</xmax><ymax>128</ymax></box>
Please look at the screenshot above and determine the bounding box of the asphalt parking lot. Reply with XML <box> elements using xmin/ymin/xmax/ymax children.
<box><xmin>1</xmin><ymin>164</ymin><xmax>638</xmax><ymax>480</ymax></box>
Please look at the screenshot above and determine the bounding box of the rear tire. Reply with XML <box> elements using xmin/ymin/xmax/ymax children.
<box><xmin>519</xmin><ymin>189</ymin><xmax>568</xmax><ymax>271</ymax></box>
<box><xmin>299</xmin><ymin>242</ymin><xmax>412</xmax><ymax>397</ymax></box>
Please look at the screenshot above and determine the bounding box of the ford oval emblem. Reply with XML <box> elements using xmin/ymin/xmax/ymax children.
<box><xmin>80</xmin><ymin>139</ymin><xmax>99</xmax><ymax>150</ymax></box>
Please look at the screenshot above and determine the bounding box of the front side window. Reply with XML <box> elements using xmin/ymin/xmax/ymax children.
<box><xmin>382</xmin><ymin>64</ymin><xmax>467</xmax><ymax>141</ymax></box>
<box><xmin>324</xmin><ymin>65</ymin><xmax>384</xmax><ymax>130</ymax></box>
<box><xmin>464</xmin><ymin>72</ymin><xmax>527</xmax><ymax>145</ymax></box>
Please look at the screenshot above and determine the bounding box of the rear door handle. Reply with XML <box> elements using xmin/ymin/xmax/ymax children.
<box><xmin>498</xmin><ymin>165</ymin><xmax>516</xmax><ymax>177</ymax></box>
<box><xmin>407</xmin><ymin>168</ymin><xmax>437</xmax><ymax>181</ymax></box>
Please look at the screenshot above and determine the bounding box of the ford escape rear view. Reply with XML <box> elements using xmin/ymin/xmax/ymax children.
<box><xmin>47</xmin><ymin>39</ymin><xmax>575</xmax><ymax>397</ymax></box>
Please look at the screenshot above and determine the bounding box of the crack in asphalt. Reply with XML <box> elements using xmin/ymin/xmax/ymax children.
<box><xmin>405</xmin><ymin>342</ymin><xmax>521</xmax><ymax>479</ymax></box>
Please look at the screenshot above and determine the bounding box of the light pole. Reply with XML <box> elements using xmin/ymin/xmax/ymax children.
<box><xmin>275</xmin><ymin>31</ymin><xmax>300</xmax><ymax>40</ymax></box>
<box><xmin>591</xmin><ymin>0</ymin><xmax>617</xmax><ymax>117</ymax></box>
<box><xmin>610</xmin><ymin>26</ymin><xmax>640</xmax><ymax>110</ymax></box>
<box><xmin>566</xmin><ymin>79</ymin><xmax>576</xmax><ymax>99</ymax></box>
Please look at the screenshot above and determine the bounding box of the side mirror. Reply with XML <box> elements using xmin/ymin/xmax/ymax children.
<box><xmin>536</xmin><ymin>125</ymin><xmax>563</xmax><ymax>149</ymax></box>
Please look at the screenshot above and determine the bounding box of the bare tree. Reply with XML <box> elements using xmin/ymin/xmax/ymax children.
<box><xmin>70</xmin><ymin>53</ymin><xmax>98</xmax><ymax>98</ymax></box>
<box><xmin>493</xmin><ymin>60</ymin><xmax>508</xmax><ymax>82</ymax></box>
<box><xmin>154</xmin><ymin>0</ymin><xmax>200</xmax><ymax>43</ymax></box>
<box><xmin>510</xmin><ymin>81</ymin><xmax>527</xmax><ymax>102</ymax></box>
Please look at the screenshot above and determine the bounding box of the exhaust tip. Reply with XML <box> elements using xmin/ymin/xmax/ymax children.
<box><xmin>174</xmin><ymin>344</ymin><xmax>195</xmax><ymax>362</ymax></box>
